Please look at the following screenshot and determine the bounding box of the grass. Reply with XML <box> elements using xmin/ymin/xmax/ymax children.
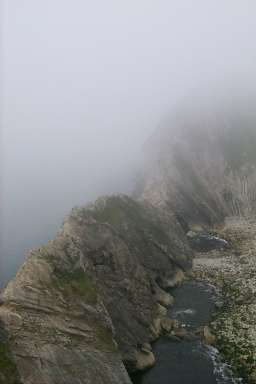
<box><xmin>0</xmin><ymin>330</ymin><xmax>21</xmax><ymax>384</ymax></box>
<box><xmin>54</xmin><ymin>268</ymin><xmax>98</xmax><ymax>304</ymax></box>
<box><xmin>95</xmin><ymin>326</ymin><xmax>118</xmax><ymax>352</ymax></box>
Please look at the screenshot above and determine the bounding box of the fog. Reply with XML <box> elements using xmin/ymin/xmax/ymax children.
<box><xmin>1</xmin><ymin>1</ymin><xmax>256</xmax><ymax>286</ymax></box>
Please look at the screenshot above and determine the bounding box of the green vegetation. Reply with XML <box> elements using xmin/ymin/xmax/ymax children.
<box><xmin>70</xmin><ymin>196</ymin><xmax>174</xmax><ymax>264</ymax></box>
<box><xmin>0</xmin><ymin>327</ymin><xmax>21</xmax><ymax>384</ymax></box>
<box><xmin>210</xmin><ymin>265</ymin><xmax>256</xmax><ymax>382</ymax></box>
<box><xmin>88</xmin><ymin>196</ymin><xmax>175</xmax><ymax>265</ymax></box>
<box><xmin>90</xmin><ymin>196</ymin><xmax>170</xmax><ymax>246</ymax></box>
<box><xmin>92</xmin><ymin>196</ymin><xmax>126</xmax><ymax>226</ymax></box>
<box><xmin>54</xmin><ymin>268</ymin><xmax>98</xmax><ymax>304</ymax></box>
<box><xmin>95</xmin><ymin>326</ymin><xmax>117</xmax><ymax>352</ymax></box>
<box><xmin>213</xmin><ymin>308</ymin><xmax>256</xmax><ymax>383</ymax></box>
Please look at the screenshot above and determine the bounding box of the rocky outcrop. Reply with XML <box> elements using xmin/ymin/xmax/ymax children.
<box><xmin>0</xmin><ymin>195</ymin><xmax>192</xmax><ymax>383</ymax></box>
<box><xmin>3</xmin><ymin>96</ymin><xmax>256</xmax><ymax>383</ymax></box>
<box><xmin>138</xmin><ymin>100</ymin><xmax>256</xmax><ymax>382</ymax></box>
<box><xmin>0</xmin><ymin>236</ymin><xmax>131</xmax><ymax>384</ymax></box>
<box><xmin>142</xmin><ymin>103</ymin><xmax>256</xmax><ymax>228</ymax></box>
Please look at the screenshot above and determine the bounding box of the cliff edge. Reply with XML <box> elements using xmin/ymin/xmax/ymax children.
<box><xmin>0</xmin><ymin>195</ymin><xmax>192</xmax><ymax>383</ymax></box>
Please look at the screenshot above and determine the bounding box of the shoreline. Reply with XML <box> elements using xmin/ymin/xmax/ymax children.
<box><xmin>194</xmin><ymin>216</ymin><xmax>256</xmax><ymax>383</ymax></box>
<box><xmin>131</xmin><ymin>279</ymin><xmax>239</xmax><ymax>384</ymax></box>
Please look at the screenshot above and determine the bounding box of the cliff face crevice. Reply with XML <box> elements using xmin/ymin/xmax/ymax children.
<box><xmin>0</xmin><ymin>195</ymin><xmax>192</xmax><ymax>383</ymax></box>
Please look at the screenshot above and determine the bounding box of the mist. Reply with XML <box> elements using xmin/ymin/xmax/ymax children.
<box><xmin>2</xmin><ymin>0</ymin><xmax>256</xmax><ymax>286</ymax></box>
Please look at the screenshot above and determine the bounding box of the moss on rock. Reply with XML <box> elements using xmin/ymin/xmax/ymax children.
<box><xmin>0</xmin><ymin>323</ymin><xmax>21</xmax><ymax>384</ymax></box>
<box><xmin>95</xmin><ymin>326</ymin><xmax>118</xmax><ymax>352</ymax></box>
<box><xmin>54</xmin><ymin>267</ymin><xmax>98</xmax><ymax>304</ymax></box>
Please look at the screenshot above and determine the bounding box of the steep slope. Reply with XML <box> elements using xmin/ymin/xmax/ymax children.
<box><xmin>139</xmin><ymin>97</ymin><xmax>256</xmax><ymax>382</ymax></box>
<box><xmin>0</xmin><ymin>195</ymin><xmax>192</xmax><ymax>383</ymax></box>
<box><xmin>142</xmin><ymin>101</ymin><xmax>256</xmax><ymax>227</ymax></box>
<box><xmin>3</xmin><ymin>96</ymin><xmax>256</xmax><ymax>383</ymax></box>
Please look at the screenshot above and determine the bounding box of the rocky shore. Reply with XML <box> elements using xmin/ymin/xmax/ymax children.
<box><xmin>194</xmin><ymin>216</ymin><xmax>256</xmax><ymax>383</ymax></box>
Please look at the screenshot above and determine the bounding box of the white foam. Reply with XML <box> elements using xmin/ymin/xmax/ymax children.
<box><xmin>173</xmin><ymin>308</ymin><xmax>196</xmax><ymax>316</ymax></box>
<box><xmin>206</xmin><ymin>345</ymin><xmax>243</xmax><ymax>384</ymax></box>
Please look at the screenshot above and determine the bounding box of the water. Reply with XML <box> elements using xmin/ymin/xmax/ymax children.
<box><xmin>131</xmin><ymin>282</ymin><xmax>241</xmax><ymax>384</ymax></box>
<box><xmin>169</xmin><ymin>281</ymin><xmax>216</xmax><ymax>328</ymax></box>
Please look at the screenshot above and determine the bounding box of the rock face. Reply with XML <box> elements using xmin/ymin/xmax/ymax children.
<box><xmin>3</xmin><ymin>97</ymin><xmax>256</xmax><ymax>383</ymax></box>
<box><xmin>142</xmin><ymin>103</ymin><xmax>256</xmax><ymax>227</ymax></box>
<box><xmin>0</xmin><ymin>195</ymin><xmax>192</xmax><ymax>383</ymax></box>
<box><xmin>188</xmin><ymin>233</ymin><xmax>229</xmax><ymax>252</ymax></box>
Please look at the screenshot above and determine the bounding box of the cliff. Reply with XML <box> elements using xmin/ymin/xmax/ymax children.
<box><xmin>0</xmin><ymin>196</ymin><xmax>192</xmax><ymax>383</ymax></box>
<box><xmin>2</xmin><ymin>98</ymin><xmax>256</xmax><ymax>383</ymax></box>
<box><xmin>142</xmin><ymin>102</ymin><xmax>256</xmax><ymax>227</ymax></box>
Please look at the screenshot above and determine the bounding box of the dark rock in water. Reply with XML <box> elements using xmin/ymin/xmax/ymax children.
<box><xmin>202</xmin><ymin>326</ymin><xmax>216</xmax><ymax>346</ymax></box>
<box><xmin>188</xmin><ymin>233</ymin><xmax>229</xmax><ymax>252</ymax></box>
<box><xmin>172</xmin><ymin>327</ymin><xmax>189</xmax><ymax>339</ymax></box>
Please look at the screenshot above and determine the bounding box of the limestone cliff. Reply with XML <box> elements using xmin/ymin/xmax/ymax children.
<box><xmin>142</xmin><ymin>102</ymin><xmax>256</xmax><ymax>227</ymax></box>
<box><xmin>2</xmin><ymin>97</ymin><xmax>256</xmax><ymax>383</ymax></box>
<box><xmin>0</xmin><ymin>196</ymin><xmax>192</xmax><ymax>383</ymax></box>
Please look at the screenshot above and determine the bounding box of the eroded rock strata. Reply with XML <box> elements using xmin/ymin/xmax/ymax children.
<box><xmin>139</xmin><ymin>109</ymin><xmax>256</xmax><ymax>382</ymax></box>
<box><xmin>142</xmin><ymin>105</ymin><xmax>256</xmax><ymax>226</ymax></box>
<box><xmin>0</xmin><ymin>196</ymin><xmax>191</xmax><ymax>383</ymax></box>
<box><xmin>2</xmin><ymin>102</ymin><xmax>256</xmax><ymax>383</ymax></box>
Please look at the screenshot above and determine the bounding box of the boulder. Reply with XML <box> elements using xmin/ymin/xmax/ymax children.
<box><xmin>158</xmin><ymin>269</ymin><xmax>186</xmax><ymax>289</ymax></box>
<box><xmin>173</xmin><ymin>328</ymin><xmax>189</xmax><ymax>339</ymax></box>
<box><xmin>202</xmin><ymin>326</ymin><xmax>216</xmax><ymax>345</ymax></box>
<box><xmin>135</xmin><ymin>350</ymin><xmax>156</xmax><ymax>372</ymax></box>
<box><xmin>154</xmin><ymin>287</ymin><xmax>174</xmax><ymax>307</ymax></box>
<box><xmin>161</xmin><ymin>318</ymin><xmax>175</xmax><ymax>334</ymax></box>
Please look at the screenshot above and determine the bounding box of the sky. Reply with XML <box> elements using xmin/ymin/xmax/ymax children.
<box><xmin>1</xmin><ymin>0</ymin><xmax>256</xmax><ymax>285</ymax></box>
